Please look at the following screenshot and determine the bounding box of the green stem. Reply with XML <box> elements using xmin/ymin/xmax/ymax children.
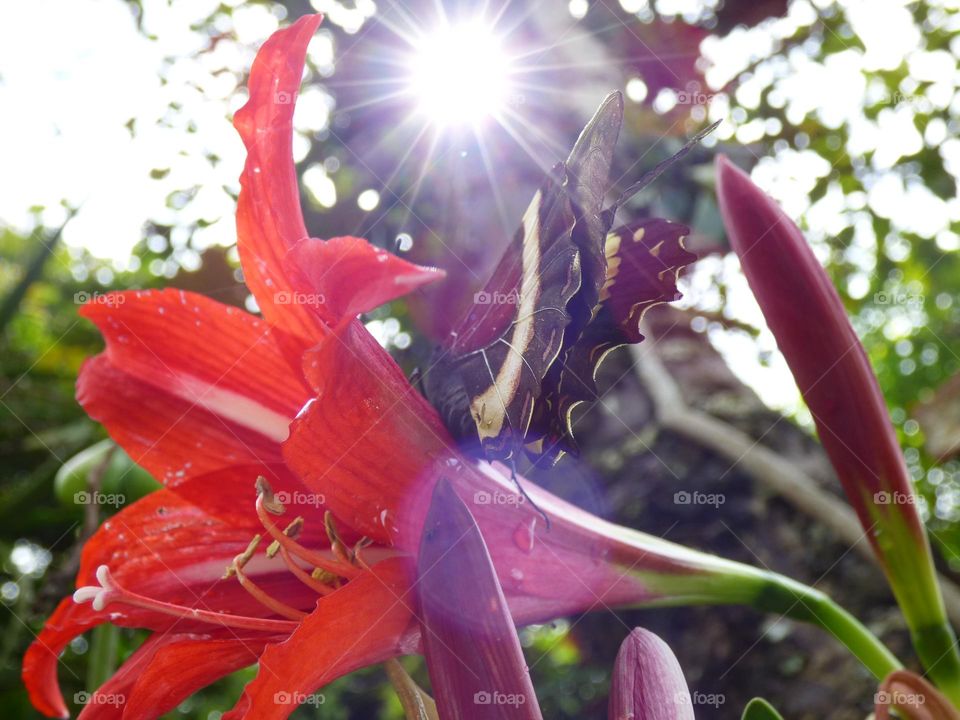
<box><xmin>754</xmin><ymin>577</ymin><xmax>901</xmax><ymax>681</ymax></box>
<box><xmin>785</xmin><ymin>590</ymin><xmax>903</xmax><ymax>680</ymax></box>
<box><xmin>639</xmin><ymin>565</ymin><xmax>902</xmax><ymax>681</ymax></box>
<box><xmin>86</xmin><ymin>623</ymin><xmax>119</xmax><ymax>691</ymax></box>
<box><xmin>911</xmin><ymin>622</ymin><xmax>960</xmax><ymax>707</ymax></box>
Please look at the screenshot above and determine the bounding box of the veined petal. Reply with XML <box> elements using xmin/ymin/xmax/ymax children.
<box><xmin>283</xmin><ymin>321</ymin><xmax>452</xmax><ymax>545</ymax></box>
<box><xmin>121</xmin><ymin>634</ymin><xmax>270</xmax><ymax>720</ymax></box>
<box><xmin>418</xmin><ymin>480</ymin><xmax>542</xmax><ymax>719</ymax></box>
<box><xmin>226</xmin><ymin>557</ymin><xmax>420</xmax><ymax>720</ymax></box>
<box><xmin>77</xmin><ymin>290</ymin><xmax>323</xmax><ymax>526</ymax></box>
<box><xmin>233</xmin><ymin>14</ymin><xmax>325</xmax><ymax>341</ymax></box>
<box><xmin>283</xmin><ymin>236</ymin><xmax>445</xmax><ymax>323</ymax></box>
<box><xmin>609</xmin><ymin>628</ymin><xmax>693</xmax><ymax>720</ymax></box>
<box><xmin>24</xmin><ymin>491</ymin><xmax>315</xmax><ymax>718</ymax></box>
<box><xmin>80</xmin><ymin>289</ymin><xmax>309</xmax><ymax>443</ymax></box>
<box><xmin>24</xmin><ymin>597</ymin><xmax>101</xmax><ymax>718</ymax></box>
<box><xmin>234</xmin><ymin>15</ymin><xmax>442</xmax><ymax>335</ymax></box>
<box><xmin>73</xmin><ymin>632</ymin><xmax>266</xmax><ymax>720</ymax></box>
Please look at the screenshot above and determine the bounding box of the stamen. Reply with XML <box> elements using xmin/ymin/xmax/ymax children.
<box><xmin>352</xmin><ymin>537</ymin><xmax>374</xmax><ymax>571</ymax></box>
<box><xmin>279</xmin><ymin>547</ymin><xmax>336</xmax><ymax>596</ymax></box>
<box><xmin>232</xmin><ymin>561</ymin><xmax>308</xmax><ymax>621</ymax></box>
<box><xmin>254</xmin><ymin>487</ymin><xmax>360</xmax><ymax>580</ymax></box>
<box><xmin>256</xmin><ymin>476</ymin><xmax>286</xmax><ymax>514</ymax></box>
<box><xmin>224</xmin><ymin>534</ymin><xmax>263</xmax><ymax>579</ymax></box>
<box><xmin>73</xmin><ymin>565</ymin><xmax>298</xmax><ymax>633</ymax></box>
<box><xmin>325</xmin><ymin>511</ymin><xmax>354</xmax><ymax>568</ymax></box>
<box><xmin>266</xmin><ymin>517</ymin><xmax>304</xmax><ymax>559</ymax></box>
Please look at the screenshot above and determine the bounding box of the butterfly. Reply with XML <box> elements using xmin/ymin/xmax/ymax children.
<box><xmin>424</xmin><ymin>91</ymin><xmax>710</xmax><ymax>473</ymax></box>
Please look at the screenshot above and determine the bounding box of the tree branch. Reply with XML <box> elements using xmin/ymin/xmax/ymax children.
<box><xmin>631</xmin><ymin>341</ymin><xmax>960</xmax><ymax>627</ymax></box>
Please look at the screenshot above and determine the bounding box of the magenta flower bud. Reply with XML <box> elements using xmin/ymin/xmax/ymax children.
<box><xmin>609</xmin><ymin>628</ymin><xmax>693</xmax><ymax>720</ymax></box>
<box><xmin>716</xmin><ymin>154</ymin><xmax>960</xmax><ymax>698</ymax></box>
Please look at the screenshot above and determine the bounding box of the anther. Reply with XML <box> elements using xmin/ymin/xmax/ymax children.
<box><xmin>256</xmin><ymin>476</ymin><xmax>285</xmax><ymax>515</ymax></box>
<box><xmin>255</xmin><ymin>492</ymin><xmax>360</xmax><ymax>580</ymax></box>
<box><xmin>224</xmin><ymin>534</ymin><xmax>263</xmax><ymax>579</ymax></box>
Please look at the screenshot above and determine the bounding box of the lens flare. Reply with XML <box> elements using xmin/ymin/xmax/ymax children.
<box><xmin>408</xmin><ymin>21</ymin><xmax>512</xmax><ymax>128</ymax></box>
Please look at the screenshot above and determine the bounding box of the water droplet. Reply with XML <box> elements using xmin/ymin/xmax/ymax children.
<box><xmin>513</xmin><ymin>518</ymin><xmax>537</xmax><ymax>554</ymax></box>
<box><xmin>509</xmin><ymin>568</ymin><xmax>524</xmax><ymax>586</ymax></box>
<box><xmin>296</xmin><ymin>398</ymin><xmax>316</xmax><ymax>419</ymax></box>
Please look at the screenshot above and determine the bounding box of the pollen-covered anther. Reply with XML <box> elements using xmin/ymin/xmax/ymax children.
<box><xmin>266</xmin><ymin>517</ymin><xmax>304</xmax><ymax>559</ymax></box>
<box><xmin>255</xmin><ymin>475</ymin><xmax>285</xmax><ymax>515</ymax></box>
<box><xmin>324</xmin><ymin>511</ymin><xmax>353</xmax><ymax>567</ymax></box>
<box><xmin>225</xmin><ymin>534</ymin><xmax>263</xmax><ymax>579</ymax></box>
<box><xmin>255</xmin><ymin>492</ymin><xmax>361</xmax><ymax>580</ymax></box>
<box><xmin>72</xmin><ymin>565</ymin><xmax>117</xmax><ymax>612</ymax></box>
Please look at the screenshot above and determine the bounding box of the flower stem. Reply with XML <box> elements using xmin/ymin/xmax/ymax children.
<box><xmin>910</xmin><ymin>622</ymin><xmax>960</xmax><ymax>706</ymax></box>
<box><xmin>637</xmin><ymin>564</ymin><xmax>902</xmax><ymax>680</ymax></box>
<box><xmin>753</xmin><ymin>577</ymin><xmax>902</xmax><ymax>681</ymax></box>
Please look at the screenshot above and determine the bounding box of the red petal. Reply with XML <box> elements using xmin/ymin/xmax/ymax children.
<box><xmin>609</xmin><ymin>628</ymin><xmax>693</xmax><ymax>720</ymax></box>
<box><xmin>77</xmin><ymin>289</ymin><xmax>320</xmax><ymax>525</ymax></box>
<box><xmin>283</xmin><ymin>321</ymin><xmax>452</xmax><ymax>544</ymax></box>
<box><xmin>24</xmin><ymin>491</ymin><xmax>315</xmax><ymax>718</ymax></box>
<box><xmin>225</xmin><ymin>558</ymin><xmax>420</xmax><ymax>720</ymax></box>
<box><xmin>418</xmin><ymin>480</ymin><xmax>542</xmax><ymax>719</ymax></box>
<box><xmin>233</xmin><ymin>15</ymin><xmax>326</xmax><ymax>340</ymax></box>
<box><xmin>121</xmin><ymin>635</ymin><xmax>269</xmax><ymax>720</ymax></box>
<box><xmin>282</xmin><ymin>236</ymin><xmax>444</xmax><ymax>323</ymax></box>
<box><xmin>233</xmin><ymin>16</ymin><xmax>442</xmax><ymax>336</ymax></box>
<box><xmin>24</xmin><ymin>597</ymin><xmax>100</xmax><ymax>718</ymax></box>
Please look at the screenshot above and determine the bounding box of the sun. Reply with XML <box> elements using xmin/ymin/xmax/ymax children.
<box><xmin>407</xmin><ymin>20</ymin><xmax>513</xmax><ymax>129</ymax></box>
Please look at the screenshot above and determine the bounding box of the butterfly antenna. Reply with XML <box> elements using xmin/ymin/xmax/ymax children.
<box><xmin>607</xmin><ymin>119</ymin><xmax>722</xmax><ymax>222</ymax></box>
<box><xmin>409</xmin><ymin>366</ymin><xmax>425</xmax><ymax>395</ymax></box>
<box><xmin>510</xmin><ymin>456</ymin><xmax>551</xmax><ymax>531</ymax></box>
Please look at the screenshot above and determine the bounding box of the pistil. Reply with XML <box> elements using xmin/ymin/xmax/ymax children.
<box><xmin>73</xmin><ymin>565</ymin><xmax>298</xmax><ymax>633</ymax></box>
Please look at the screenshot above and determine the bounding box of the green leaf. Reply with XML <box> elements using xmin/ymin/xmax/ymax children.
<box><xmin>741</xmin><ymin>697</ymin><xmax>785</xmax><ymax>720</ymax></box>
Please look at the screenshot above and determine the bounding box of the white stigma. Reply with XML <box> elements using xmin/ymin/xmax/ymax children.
<box><xmin>72</xmin><ymin>564</ymin><xmax>116</xmax><ymax>612</ymax></box>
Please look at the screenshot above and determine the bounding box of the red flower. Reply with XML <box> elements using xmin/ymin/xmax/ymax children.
<box><xmin>23</xmin><ymin>17</ymin><xmax>898</xmax><ymax>720</ymax></box>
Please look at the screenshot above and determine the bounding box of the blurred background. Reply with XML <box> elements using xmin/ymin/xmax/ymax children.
<box><xmin>1</xmin><ymin>0</ymin><xmax>959</xmax><ymax>717</ymax></box>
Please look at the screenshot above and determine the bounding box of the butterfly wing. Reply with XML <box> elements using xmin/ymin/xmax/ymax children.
<box><xmin>525</xmin><ymin>219</ymin><xmax>697</xmax><ymax>463</ymax></box>
<box><xmin>424</xmin><ymin>163</ymin><xmax>581</xmax><ymax>459</ymax></box>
